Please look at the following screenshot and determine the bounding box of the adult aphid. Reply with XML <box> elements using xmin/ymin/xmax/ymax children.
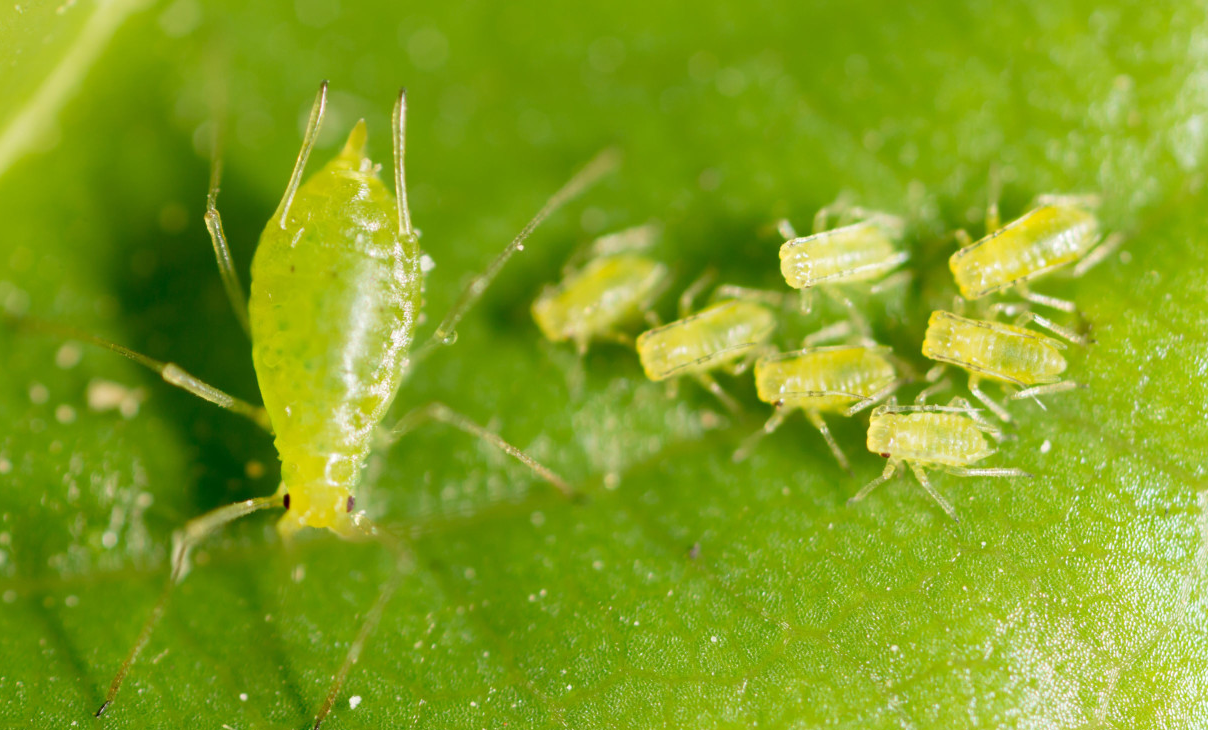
<box><xmin>39</xmin><ymin>83</ymin><xmax>617</xmax><ymax>728</ymax></box>
<box><xmin>531</xmin><ymin>223</ymin><xmax>670</xmax><ymax>354</ymax></box>
<box><xmin>734</xmin><ymin>344</ymin><xmax>902</xmax><ymax>471</ymax></box>
<box><xmin>849</xmin><ymin>400</ymin><xmax>1031</xmax><ymax>521</ymax></box>
<box><xmin>950</xmin><ymin>194</ymin><xmax>1125</xmax><ymax>312</ymax></box>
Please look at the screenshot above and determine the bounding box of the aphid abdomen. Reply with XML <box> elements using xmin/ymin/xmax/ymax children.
<box><xmin>922</xmin><ymin>311</ymin><xmax>1066</xmax><ymax>386</ymax></box>
<box><xmin>867</xmin><ymin>412</ymin><xmax>991</xmax><ymax>466</ymax></box>
<box><xmin>250</xmin><ymin>124</ymin><xmax>422</xmax><ymax>532</ymax></box>
<box><xmin>779</xmin><ymin>221</ymin><xmax>901</xmax><ymax>288</ymax></box>
<box><xmin>636</xmin><ymin>299</ymin><xmax>775</xmax><ymax>380</ymax></box>
<box><xmin>950</xmin><ymin>204</ymin><xmax>1098</xmax><ymax>298</ymax></box>
<box><xmin>532</xmin><ymin>254</ymin><xmax>667</xmax><ymax>344</ymax></box>
<box><xmin>755</xmin><ymin>346</ymin><xmax>895</xmax><ymax>412</ymax></box>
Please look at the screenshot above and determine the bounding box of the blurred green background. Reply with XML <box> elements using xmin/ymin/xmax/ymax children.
<box><xmin>1</xmin><ymin>0</ymin><xmax>1207</xmax><ymax>728</ymax></box>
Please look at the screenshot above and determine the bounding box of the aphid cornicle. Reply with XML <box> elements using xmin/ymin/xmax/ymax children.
<box><xmin>848</xmin><ymin>401</ymin><xmax>1031</xmax><ymax>521</ymax></box>
<box><xmin>734</xmin><ymin>344</ymin><xmax>901</xmax><ymax>471</ymax></box>
<box><xmin>949</xmin><ymin>195</ymin><xmax>1124</xmax><ymax>312</ymax></box>
<box><xmin>921</xmin><ymin>310</ymin><xmax>1080</xmax><ymax>421</ymax></box>
<box><xmin>532</xmin><ymin>223</ymin><xmax>669</xmax><ymax>354</ymax></box>
<box><xmin>634</xmin><ymin>277</ymin><xmax>777</xmax><ymax>413</ymax></box>
<box><xmin>78</xmin><ymin>83</ymin><xmax>617</xmax><ymax>728</ymax></box>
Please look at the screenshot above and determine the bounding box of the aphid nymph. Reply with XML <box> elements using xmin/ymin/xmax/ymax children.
<box><xmin>848</xmin><ymin>400</ymin><xmax>1031</xmax><ymax>521</ymax></box>
<box><xmin>61</xmin><ymin>83</ymin><xmax>616</xmax><ymax>728</ymax></box>
<box><xmin>950</xmin><ymin>194</ymin><xmax>1124</xmax><ymax>312</ymax></box>
<box><xmin>921</xmin><ymin>310</ymin><xmax>1081</xmax><ymax>421</ymax></box>
<box><xmin>776</xmin><ymin>200</ymin><xmax>909</xmax><ymax>325</ymax></box>
<box><xmin>734</xmin><ymin>344</ymin><xmax>902</xmax><ymax>471</ymax></box>
<box><xmin>532</xmin><ymin>223</ymin><xmax>669</xmax><ymax>354</ymax></box>
<box><xmin>634</xmin><ymin>274</ymin><xmax>777</xmax><ymax>413</ymax></box>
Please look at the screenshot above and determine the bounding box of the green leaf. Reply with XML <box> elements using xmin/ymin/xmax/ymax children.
<box><xmin>2</xmin><ymin>1</ymin><xmax>1207</xmax><ymax>728</ymax></box>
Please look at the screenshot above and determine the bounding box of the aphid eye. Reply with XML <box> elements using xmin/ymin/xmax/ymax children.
<box><xmin>346</xmin><ymin>495</ymin><xmax>355</xmax><ymax>513</ymax></box>
<box><xmin>283</xmin><ymin>493</ymin><xmax>291</xmax><ymax>510</ymax></box>
<box><xmin>880</xmin><ymin>453</ymin><xmax>891</xmax><ymax>458</ymax></box>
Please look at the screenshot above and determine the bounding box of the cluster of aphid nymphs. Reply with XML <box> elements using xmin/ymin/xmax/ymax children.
<box><xmin>534</xmin><ymin>193</ymin><xmax>1123</xmax><ymax>521</ymax></box>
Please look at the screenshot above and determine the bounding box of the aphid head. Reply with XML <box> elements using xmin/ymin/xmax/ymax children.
<box><xmin>277</xmin><ymin>484</ymin><xmax>358</xmax><ymax>541</ymax></box>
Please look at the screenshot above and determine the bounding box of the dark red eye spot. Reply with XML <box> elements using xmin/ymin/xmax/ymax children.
<box><xmin>283</xmin><ymin>493</ymin><xmax>291</xmax><ymax>510</ymax></box>
<box><xmin>346</xmin><ymin>495</ymin><xmax>355</xmax><ymax>513</ymax></box>
<box><xmin>879</xmin><ymin>453</ymin><xmax>891</xmax><ymax>458</ymax></box>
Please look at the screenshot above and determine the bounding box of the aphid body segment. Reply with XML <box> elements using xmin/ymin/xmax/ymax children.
<box><xmin>635</xmin><ymin>297</ymin><xmax>776</xmax><ymax>411</ymax></box>
<box><xmin>921</xmin><ymin>310</ymin><xmax>1073</xmax><ymax>421</ymax></box>
<box><xmin>252</xmin><ymin>121</ymin><xmax>420</xmax><ymax>539</ymax></box>
<box><xmin>532</xmin><ymin>225</ymin><xmax>669</xmax><ymax>353</ymax></box>
<box><xmin>779</xmin><ymin>212</ymin><xmax>908</xmax><ymax>290</ymax></box>
<box><xmin>949</xmin><ymin>200</ymin><xmax>1121</xmax><ymax>311</ymax></box>
<box><xmin>736</xmin><ymin>345</ymin><xmax>899</xmax><ymax>470</ymax></box>
<box><xmin>850</xmin><ymin>403</ymin><xmax>1029</xmax><ymax>521</ymax></box>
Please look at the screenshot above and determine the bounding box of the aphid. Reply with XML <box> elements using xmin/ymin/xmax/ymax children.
<box><xmin>532</xmin><ymin>223</ymin><xmax>669</xmax><ymax>353</ymax></box>
<box><xmin>921</xmin><ymin>310</ymin><xmax>1081</xmax><ymax>421</ymax></box>
<box><xmin>950</xmin><ymin>194</ymin><xmax>1124</xmax><ymax>312</ymax></box>
<box><xmin>634</xmin><ymin>276</ymin><xmax>777</xmax><ymax>413</ymax></box>
<box><xmin>776</xmin><ymin>201</ymin><xmax>909</xmax><ymax>323</ymax></box>
<box><xmin>734</xmin><ymin>344</ymin><xmax>902</xmax><ymax>471</ymax></box>
<box><xmin>53</xmin><ymin>83</ymin><xmax>617</xmax><ymax>728</ymax></box>
<box><xmin>848</xmin><ymin>401</ymin><xmax>1031</xmax><ymax>521</ymax></box>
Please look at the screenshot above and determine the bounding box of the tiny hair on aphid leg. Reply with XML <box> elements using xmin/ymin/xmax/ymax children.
<box><xmin>26</xmin><ymin>83</ymin><xmax>618</xmax><ymax>728</ymax></box>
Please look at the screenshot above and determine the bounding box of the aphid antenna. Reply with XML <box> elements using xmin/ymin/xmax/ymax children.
<box><xmin>877</xmin><ymin>403</ymin><xmax>981</xmax><ymax>415</ymax></box>
<box><xmin>985</xmin><ymin>164</ymin><xmax>1003</xmax><ymax>232</ymax></box>
<box><xmin>204</xmin><ymin>119</ymin><xmax>252</xmax><ymax>337</ymax></box>
<box><xmin>588</xmin><ymin>221</ymin><xmax>662</xmax><ymax>257</ymax></box>
<box><xmin>710</xmin><ymin>284</ymin><xmax>787</xmax><ymax>308</ymax></box>
<box><xmin>776</xmin><ymin>218</ymin><xmax>799</xmax><ymax>240</ymax></box>
<box><xmin>1032</xmin><ymin>192</ymin><xmax>1103</xmax><ymax>210</ymax></box>
<box><xmin>845</xmin><ymin>379</ymin><xmax>905</xmax><ymax>417</ymax></box>
<box><xmin>274</xmin><ymin>81</ymin><xmax>329</xmax><ymax>228</ymax></box>
<box><xmin>391</xmin><ymin>88</ymin><xmax>414</xmax><ymax>239</ymax></box>
<box><xmin>414</xmin><ymin>146</ymin><xmax>621</xmax><ymax>363</ymax></box>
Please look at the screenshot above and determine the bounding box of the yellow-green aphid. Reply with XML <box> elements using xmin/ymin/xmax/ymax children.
<box><xmin>921</xmin><ymin>310</ymin><xmax>1078</xmax><ymax>421</ymax></box>
<box><xmin>950</xmin><ymin>195</ymin><xmax>1124</xmax><ymax>312</ymax></box>
<box><xmin>849</xmin><ymin>401</ymin><xmax>1031</xmax><ymax>521</ymax></box>
<box><xmin>634</xmin><ymin>279</ymin><xmax>777</xmax><ymax>412</ymax></box>
<box><xmin>777</xmin><ymin>201</ymin><xmax>909</xmax><ymax>321</ymax></box>
<box><xmin>532</xmin><ymin>223</ymin><xmax>669</xmax><ymax>353</ymax></box>
<box><xmin>734</xmin><ymin>345</ymin><xmax>901</xmax><ymax>471</ymax></box>
<box><xmin>91</xmin><ymin>84</ymin><xmax>615</xmax><ymax>729</ymax></box>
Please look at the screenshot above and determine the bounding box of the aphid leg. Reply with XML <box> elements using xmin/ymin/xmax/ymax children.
<box><xmin>806</xmin><ymin>410</ymin><xmax>852</xmax><ymax>475</ymax></box>
<box><xmin>733</xmin><ymin>407</ymin><xmax>788</xmax><ymax>462</ymax></box>
<box><xmin>967</xmin><ymin>375</ymin><xmax>1013</xmax><ymax>422</ymax></box>
<box><xmin>797</xmin><ymin>288</ymin><xmax>815</xmax><ymax>316</ymax></box>
<box><xmin>777</xmin><ymin>218</ymin><xmax>799</xmax><ymax>239</ymax></box>
<box><xmin>273</xmin><ymin>81</ymin><xmax>329</xmax><ymax>228</ymax></box>
<box><xmin>1016</xmin><ymin>282</ymin><xmax>1077</xmax><ymax>313</ymax></box>
<box><xmin>311</xmin><ymin>515</ymin><xmax>412</xmax><ymax>730</ymax></box>
<box><xmin>95</xmin><ymin>494</ymin><xmax>282</xmax><ymax>717</ymax></box>
<box><xmin>417</xmin><ymin>147</ymin><xmax>621</xmax><ymax>360</ymax></box>
<box><xmin>10</xmin><ymin>315</ymin><xmax>271</xmax><ymax>431</ymax></box>
<box><xmin>678</xmin><ymin>268</ymin><xmax>717</xmax><ymax>318</ymax></box>
<box><xmin>868</xmin><ymin>269</ymin><xmax>913</xmax><ymax>295</ymax></box>
<box><xmin>802</xmin><ymin>320</ymin><xmax>853</xmax><ymax>347</ymax></box>
<box><xmin>915</xmin><ymin>365</ymin><xmax>949</xmax><ymax>404</ymax></box>
<box><xmin>1073</xmin><ymin>231</ymin><xmax>1127</xmax><ymax>277</ymax></box>
<box><xmin>725</xmin><ymin>344</ymin><xmax>769</xmax><ymax>377</ymax></box>
<box><xmin>1011</xmin><ymin>310</ymin><xmax>1086</xmax><ymax>346</ymax></box>
<box><xmin>812</xmin><ymin>192</ymin><xmax>855</xmax><ymax>232</ymax></box>
<box><xmin>203</xmin><ymin>136</ymin><xmax>251</xmax><ymax>336</ymax></box>
<box><xmin>385</xmin><ymin>402</ymin><xmax>572</xmax><ymax>497</ymax></box>
<box><xmin>1033</xmin><ymin>192</ymin><xmax>1102</xmax><ymax>209</ymax></box>
<box><xmin>391</xmin><ymin>88</ymin><xmax>414</xmax><ymax>239</ymax></box>
<box><xmin>846</xmin><ymin>379</ymin><xmax>903</xmax><ymax>416</ymax></box>
<box><xmin>1011</xmin><ymin>380</ymin><xmax>1084</xmax><ymax>401</ymax></box>
<box><xmin>821</xmin><ymin>287</ymin><xmax>873</xmax><ymax>342</ymax></box>
<box><xmin>711</xmin><ymin>284</ymin><xmax>787</xmax><ymax>308</ymax></box>
<box><xmin>907</xmin><ymin>462</ymin><xmax>959</xmax><ymax>521</ymax></box>
<box><xmin>848</xmin><ymin>460</ymin><xmax>898</xmax><ymax>506</ymax></box>
<box><xmin>952</xmin><ymin>397</ymin><xmax>1007</xmax><ymax>441</ymax></box>
<box><xmin>942</xmin><ymin>466</ymin><xmax>1033</xmax><ymax>479</ymax></box>
<box><xmin>694</xmin><ymin>372</ymin><xmax>740</xmax><ymax>413</ymax></box>
<box><xmin>588</xmin><ymin>222</ymin><xmax>661</xmax><ymax>258</ymax></box>
<box><xmin>985</xmin><ymin>164</ymin><xmax>1003</xmax><ymax>232</ymax></box>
